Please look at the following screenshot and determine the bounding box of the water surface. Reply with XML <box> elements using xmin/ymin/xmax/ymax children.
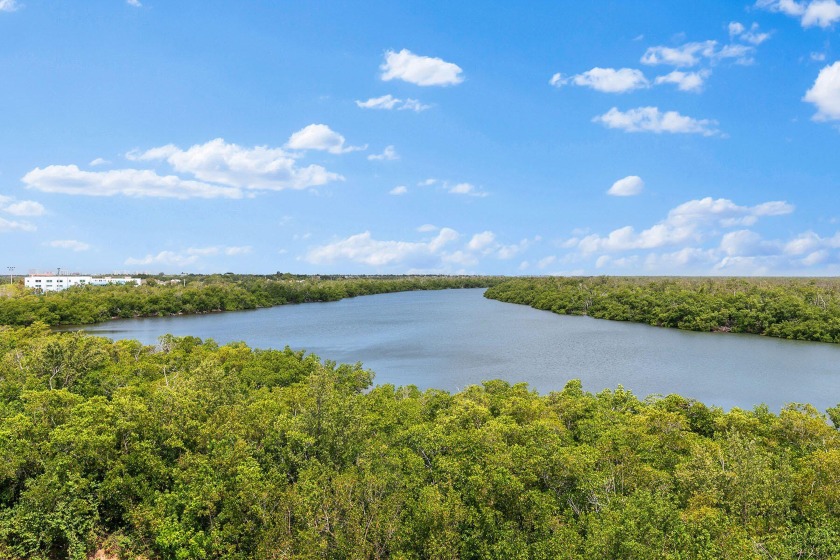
<box><xmin>73</xmin><ymin>288</ymin><xmax>840</xmax><ymax>411</ymax></box>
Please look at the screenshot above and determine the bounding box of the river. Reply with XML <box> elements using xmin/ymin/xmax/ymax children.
<box><xmin>70</xmin><ymin>288</ymin><xmax>840</xmax><ymax>411</ymax></box>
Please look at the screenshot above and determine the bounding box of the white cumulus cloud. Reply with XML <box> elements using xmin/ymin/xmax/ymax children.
<box><xmin>593</xmin><ymin>106</ymin><xmax>720</xmax><ymax>136</ymax></box>
<box><xmin>575</xmin><ymin>197</ymin><xmax>793</xmax><ymax>255</ymax></box>
<box><xmin>608</xmin><ymin>175</ymin><xmax>644</xmax><ymax>196</ymax></box>
<box><xmin>756</xmin><ymin>0</ymin><xmax>807</xmax><ymax>16</ymax></box>
<box><xmin>654</xmin><ymin>70</ymin><xmax>709</xmax><ymax>92</ymax></box>
<box><xmin>496</xmin><ymin>240</ymin><xmax>531</xmax><ymax>260</ymax></box>
<box><xmin>286</xmin><ymin>124</ymin><xmax>365</xmax><ymax>154</ymax></box>
<box><xmin>0</xmin><ymin>196</ymin><xmax>46</xmax><ymax>216</ymax></box>
<box><xmin>306</xmin><ymin>228</ymin><xmax>460</xmax><ymax>267</ymax></box>
<box><xmin>4</xmin><ymin>200</ymin><xmax>45</xmax><ymax>216</ymax></box>
<box><xmin>389</xmin><ymin>185</ymin><xmax>408</xmax><ymax>195</ymax></box>
<box><xmin>783</xmin><ymin>230</ymin><xmax>840</xmax><ymax>254</ymax></box>
<box><xmin>757</xmin><ymin>0</ymin><xmax>840</xmax><ymax>28</ymax></box>
<box><xmin>0</xmin><ymin>0</ymin><xmax>20</xmax><ymax>12</ymax></box>
<box><xmin>804</xmin><ymin>61</ymin><xmax>840</xmax><ymax>121</ymax></box>
<box><xmin>23</xmin><ymin>165</ymin><xmax>244</xmax><ymax>199</ymax></box>
<box><xmin>551</xmin><ymin>67</ymin><xmax>649</xmax><ymax>93</ymax></box>
<box><xmin>380</xmin><ymin>49</ymin><xmax>464</xmax><ymax>86</ymax></box>
<box><xmin>467</xmin><ymin>231</ymin><xmax>496</xmax><ymax>251</ymax></box>
<box><xmin>566</xmin><ymin>196</ymin><xmax>840</xmax><ymax>274</ymax></box>
<box><xmin>804</xmin><ymin>0</ymin><xmax>840</xmax><ymax>26</ymax></box>
<box><xmin>719</xmin><ymin>230</ymin><xmax>779</xmax><ymax>256</ymax></box>
<box><xmin>126</xmin><ymin>137</ymin><xmax>343</xmax><ymax>191</ymax></box>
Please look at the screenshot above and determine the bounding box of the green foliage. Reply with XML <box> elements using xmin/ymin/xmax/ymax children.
<box><xmin>0</xmin><ymin>274</ymin><xmax>503</xmax><ymax>327</ymax></box>
<box><xmin>486</xmin><ymin>276</ymin><xmax>840</xmax><ymax>343</ymax></box>
<box><xmin>0</xmin><ymin>327</ymin><xmax>839</xmax><ymax>558</ymax></box>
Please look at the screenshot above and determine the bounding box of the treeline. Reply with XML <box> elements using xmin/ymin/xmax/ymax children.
<box><xmin>485</xmin><ymin>276</ymin><xmax>840</xmax><ymax>343</ymax></box>
<box><xmin>1</xmin><ymin>326</ymin><xmax>839</xmax><ymax>559</ymax></box>
<box><xmin>0</xmin><ymin>275</ymin><xmax>500</xmax><ymax>327</ymax></box>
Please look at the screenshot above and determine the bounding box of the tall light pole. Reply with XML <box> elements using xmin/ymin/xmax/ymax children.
<box><xmin>6</xmin><ymin>266</ymin><xmax>14</xmax><ymax>284</ymax></box>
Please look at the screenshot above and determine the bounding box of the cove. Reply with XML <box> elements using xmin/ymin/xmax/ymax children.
<box><xmin>70</xmin><ymin>287</ymin><xmax>840</xmax><ymax>411</ymax></box>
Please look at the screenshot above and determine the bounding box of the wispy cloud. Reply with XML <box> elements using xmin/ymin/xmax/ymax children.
<box><xmin>0</xmin><ymin>217</ymin><xmax>35</xmax><ymax>233</ymax></box>
<box><xmin>641</xmin><ymin>40</ymin><xmax>755</xmax><ymax>67</ymax></box>
<box><xmin>125</xmin><ymin>245</ymin><xmax>252</xmax><ymax>267</ymax></box>
<box><xmin>47</xmin><ymin>239</ymin><xmax>91</xmax><ymax>252</ymax></box>
<box><xmin>728</xmin><ymin>22</ymin><xmax>771</xmax><ymax>45</ymax></box>
<box><xmin>356</xmin><ymin>94</ymin><xmax>431</xmax><ymax>111</ymax></box>
<box><xmin>368</xmin><ymin>145</ymin><xmax>399</xmax><ymax>161</ymax></box>
<box><xmin>448</xmin><ymin>182</ymin><xmax>488</xmax><ymax>197</ymax></box>
<box><xmin>0</xmin><ymin>0</ymin><xmax>20</xmax><ymax>12</ymax></box>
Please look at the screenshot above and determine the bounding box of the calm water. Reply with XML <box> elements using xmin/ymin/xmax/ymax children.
<box><xmin>70</xmin><ymin>288</ymin><xmax>840</xmax><ymax>411</ymax></box>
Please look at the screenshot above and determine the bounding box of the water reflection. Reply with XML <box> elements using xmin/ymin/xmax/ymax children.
<box><xmin>69</xmin><ymin>288</ymin><xmax>840</xmax><ymax>411</ymax></box>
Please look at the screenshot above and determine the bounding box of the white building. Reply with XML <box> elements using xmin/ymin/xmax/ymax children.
<box><xmin>25</xmin><ymin>275</ymin><xmax>142</xmax><ymax>292</ymax></box>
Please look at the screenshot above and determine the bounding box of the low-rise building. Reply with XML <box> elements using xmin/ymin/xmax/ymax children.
<box><xmin>25</xmin><ymin>275</ymin><xmax>142</xmax><ymax>292</ymax></box>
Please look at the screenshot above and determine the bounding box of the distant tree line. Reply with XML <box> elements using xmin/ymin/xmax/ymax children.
<box><xmin>485</xmin><ymin>276</ymin><xmax>840</xmax><ymax>343</ymax></box>
<box><xmin>0</xmin><ymin>275</ymin><xmax>502</xmax><ymax>327</ymax></box>
<box><xmin>1</xmin><ymin>325</ymin><xmax>839</xmax><ymax>559</ymax></box>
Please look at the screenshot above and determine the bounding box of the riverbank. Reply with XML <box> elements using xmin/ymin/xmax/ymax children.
<box><xmin>1</xmin><ymin>323</ymin><xmax>838</xmax><ymax>559</ymax></box>
<box><xmin>61</xmin><ymin>288</ymin><xmax>840</xmax><ymax>412</ymax></box>
<box><xmin>485</xmin><ymin>276</ymin><xmax>840</xmax><ymax>344</ymax></box>
<box><xmin>0</xmin><ymin>274</ymin><xmax>503</xmax><ymax>326</ymax></box>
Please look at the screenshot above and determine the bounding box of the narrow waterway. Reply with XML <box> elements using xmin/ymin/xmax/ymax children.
<box><xmin>71</xmin><ymin>288</ymin><xmax>840</xmax><ymax>411</ymax></box>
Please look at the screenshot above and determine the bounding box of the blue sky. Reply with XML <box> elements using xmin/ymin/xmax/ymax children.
<box><xmin>1</xmin><ymin>0</ymin><xmax>839</xmax><ymax>275</ymax></box>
